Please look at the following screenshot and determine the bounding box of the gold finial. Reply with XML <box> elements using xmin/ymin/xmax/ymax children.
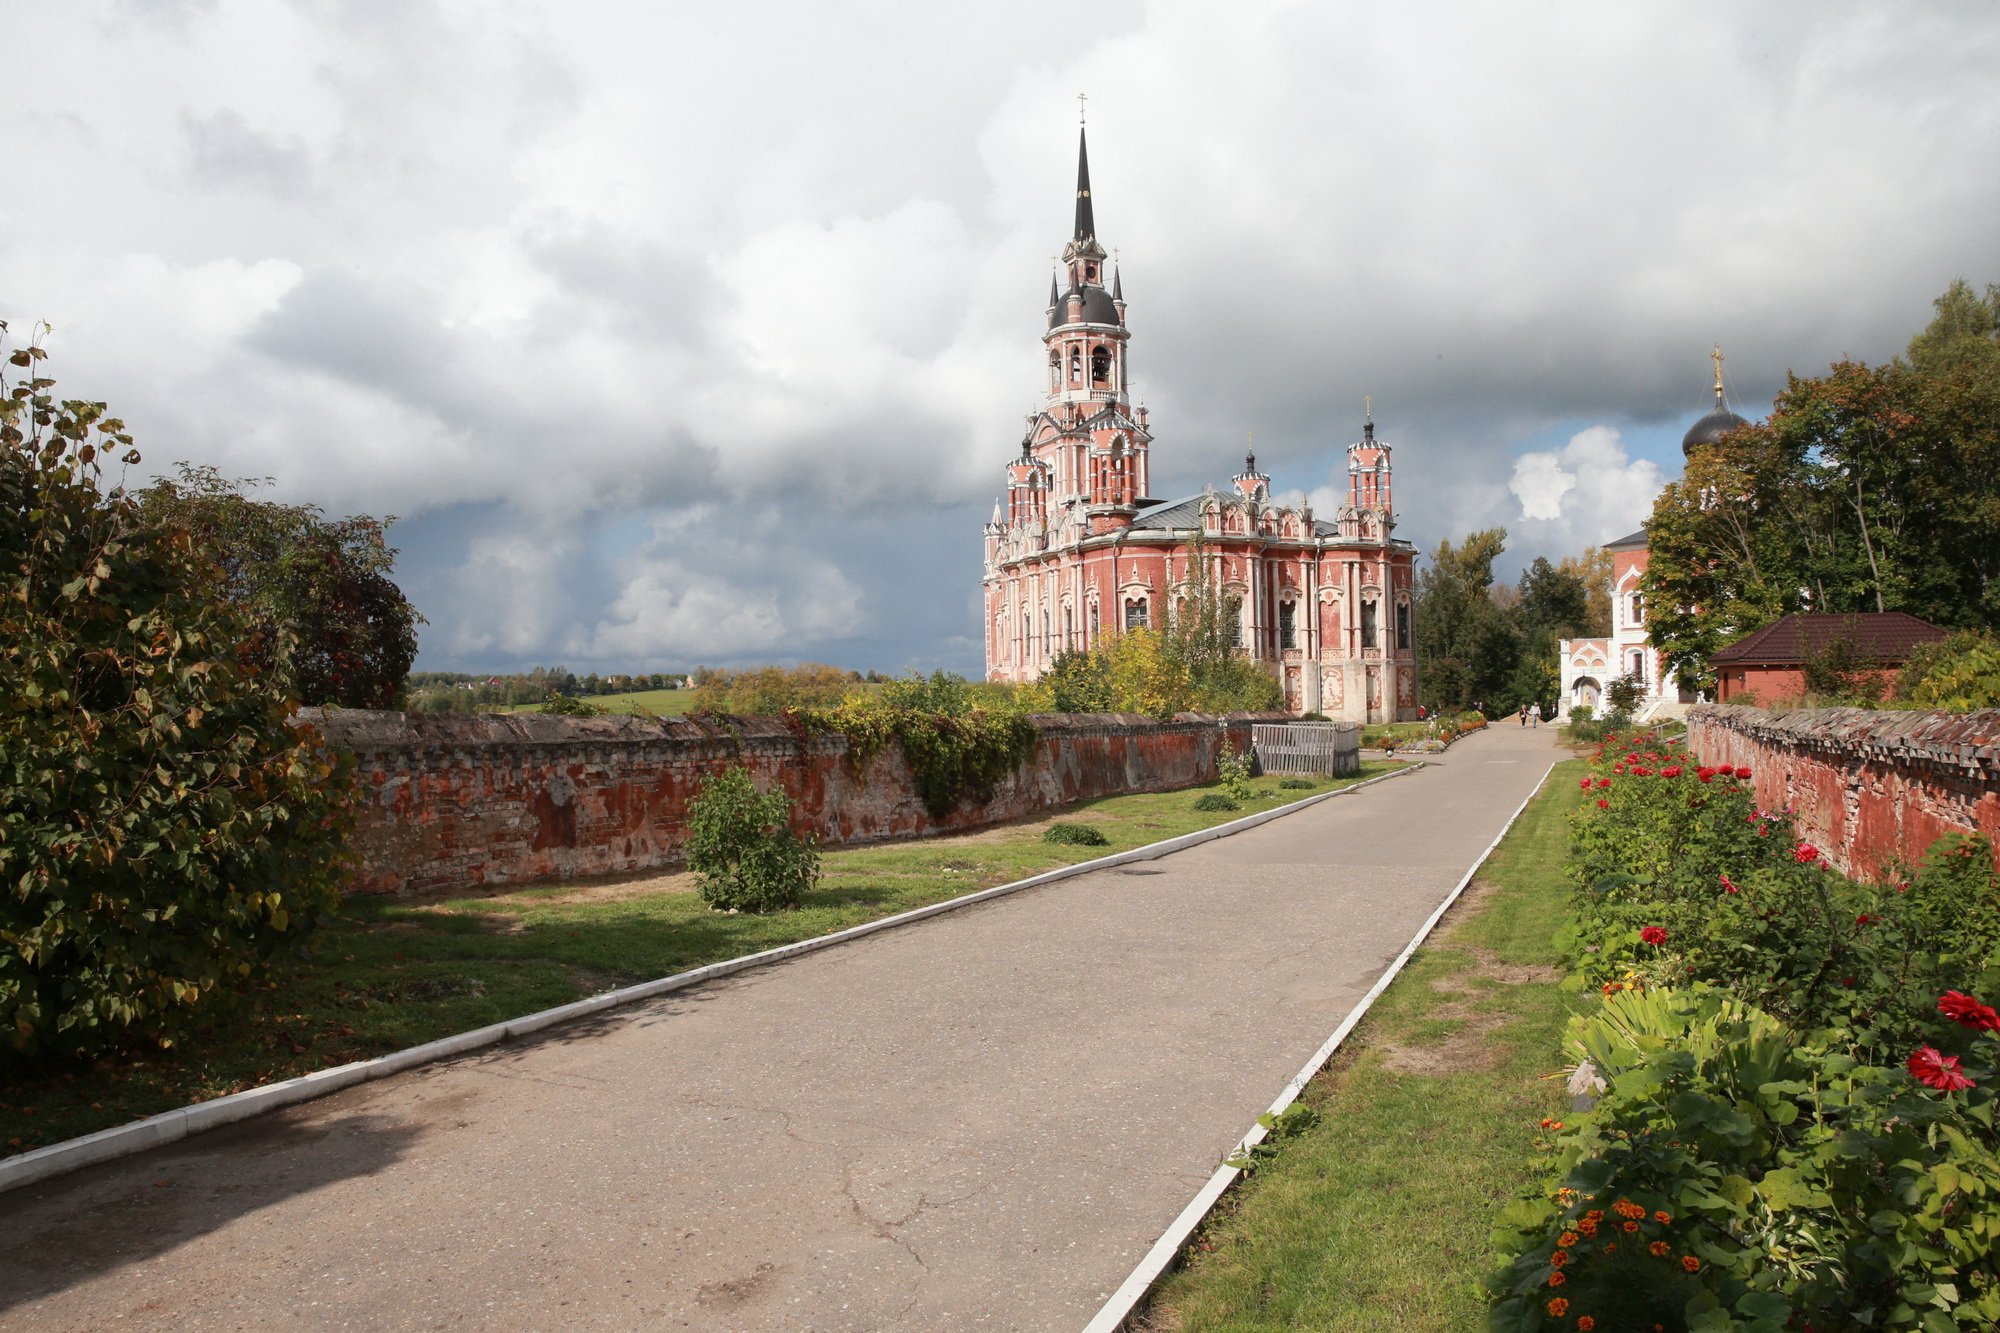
<box><xmin>1364</xmin><ymin>394</ymin><xmax>1372</xmax><ymax>425</ymax></box>
<box><xmin>1077</xmin><ymin>91</ymin><xmax>1088</xmax><ymax>125</ymax></box>
<box><xmin>1711</xmin><ymin>344</ymin><xmax>1725</xmax><ymax>407</ymax></box>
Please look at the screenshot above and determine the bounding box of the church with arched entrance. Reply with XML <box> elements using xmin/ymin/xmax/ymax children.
<box><xmin>980</xmin><ymin>126</ymin><xmax>1419</xmax><ymax>722</ymax></box>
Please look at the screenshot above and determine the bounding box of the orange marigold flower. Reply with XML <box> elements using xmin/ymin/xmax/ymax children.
<box><xmin>1577</xmin><ymin>1319</ymin><xmax>1596</xmax><ymax>1332</ymax></box>
<box><xmin>1558</xmin><ymin>1231</ymin><xmax>1579</xmax><ymax>1247</ymax></box>
<box><xmin>1577</xmin><ymin>1218</ymin><xmax>1599</xmax><ymax>1236</ymax></box>
<box><xmin>1622</xmin><ymin>1220</ymin><xmax>1640</xmax><ymax>1233</ymax></box>
<box><xmin>1653</xmin><ymin>1210</ymin><xmax>1672</xmax><ymax>1225</ymax></box>
<box><xmin>1550</xmin><ymin>1249</ymin><xmax>1570</xmax><ymax>1267</ymax></box>
<box><xmin>1547</xmin><ymin>1297</ymin><xmax>1570</xmax><ymax>1318</ymax></box>
<box><xmin>1584</xmin><ymin>1209</ymin><xmax>1604</xmax><ymax>1222</ymax></box>
<box><xmin>1649</xmin><ymin>1240</ymin><xmax>1670</xmax><ymax>1257</ymax></box>
<box><xmin>1681</xmin><ymin>1255</ymin><xmax>1701</xmax><ymax>1273</ymax></box>
<box><xmin>1549</xmin><ymin>1271</ymin><xmax>1567</xmax><ymax>1288</ymax></box>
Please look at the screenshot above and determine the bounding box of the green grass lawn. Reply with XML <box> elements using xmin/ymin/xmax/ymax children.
<box><xmin>1137</xmin><ymin>758</ymin><xmax>1587</xmax><ymax>1332</ymax></box>
<box><xmin>506</xmin><ymin>687</ymin><xmax>699</xmax><ymax>716</ymax></box>
<box><xmin>0</xmin><ymin>763</ymin><xmax>1400</xmax><ymax>1160</ymax></box>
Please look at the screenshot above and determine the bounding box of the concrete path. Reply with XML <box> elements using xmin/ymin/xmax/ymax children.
<box><xmin>0</xmin><ymin>723</ymin><xmax>1563</xmax><ymax>1332</ymax></box>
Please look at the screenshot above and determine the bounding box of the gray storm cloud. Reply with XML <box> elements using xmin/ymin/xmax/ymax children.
<box><xmin>4</xmin><ymin>0</ymin><xmax>1996</xmax><ymax>673</ymax></box>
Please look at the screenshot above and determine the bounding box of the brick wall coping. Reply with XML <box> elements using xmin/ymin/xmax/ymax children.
<box><xmin>1688</xmin><ymin>704</ymin><xmax>2000</xmax><ymax>776</ymax></box>
<box><xmin>298</xmin><ymin>707</ymin><xmax>1294</xmax><ymax>758</ymax></box>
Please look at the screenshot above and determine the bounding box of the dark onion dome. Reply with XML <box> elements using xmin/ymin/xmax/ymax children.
<box><xmin>1051</xmin><ymin>284</ymin><xmax>1120</xmax><ymax>327</ymax></box>
<box><xmin>1682</xmin><ymin>405</ymin><xmax>1749</xmax><ymax>457</ymax></box>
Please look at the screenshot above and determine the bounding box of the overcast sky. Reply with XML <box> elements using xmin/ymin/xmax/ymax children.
<box><xmin>6</xmin><ymin>1</ymin><xmax>1998</xmax><ymax>677</ymax></box>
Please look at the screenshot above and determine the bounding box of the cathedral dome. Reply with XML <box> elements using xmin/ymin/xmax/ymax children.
<box><xmin>1681</xmin><ymin>406</ymin><xmax>1749</xmax><ymax>457</ymax></box>
<box><xmin>1052</xmin><ymin>285</ymin><xmax>1119</xmax><ymax>327</ymax></box>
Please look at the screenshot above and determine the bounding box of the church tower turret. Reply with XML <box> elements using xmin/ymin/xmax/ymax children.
<box><xmin>1340</xmin><ymin>403</ymin><xmax>1395</xmax><ymax>541</ymax></box>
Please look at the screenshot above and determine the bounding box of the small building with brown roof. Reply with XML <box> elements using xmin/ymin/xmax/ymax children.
<box><xmin>1710</xmin><ymin>612</ymin><xmax>1948</xmax><ymax>705</ymax></box>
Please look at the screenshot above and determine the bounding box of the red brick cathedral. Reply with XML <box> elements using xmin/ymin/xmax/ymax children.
<box><xmin>982</xmin><ymin>128</ymin><xmax>1419</xmax><ymax>722</ymax></box>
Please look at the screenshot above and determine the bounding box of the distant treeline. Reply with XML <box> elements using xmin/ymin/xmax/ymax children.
<box><xmin>402</xmin><ymin>665</ymin><xmax>894</xmax><ymax>713</ymax></box>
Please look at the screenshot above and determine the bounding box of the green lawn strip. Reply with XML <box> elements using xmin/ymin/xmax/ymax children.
<box><xmin>1</xmin><ymin>764</ymin><xmax>1400</xmax><ymax>1159</ymax></box>
<box><xmin>1139</xmin><ymin>758</ymin><xmax>1588</xmax><ymax>1333</ymax></box>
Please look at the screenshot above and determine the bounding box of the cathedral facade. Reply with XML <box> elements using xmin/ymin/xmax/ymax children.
<box><xmin>981</xmin><ymin>129</ymin><xmax>1419</xmax><ymax>723</ymax></box>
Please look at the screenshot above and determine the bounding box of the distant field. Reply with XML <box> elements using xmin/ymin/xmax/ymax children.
<box><xmin>508</xmin><ymin>688</ymin><xmax>698</xmax><ymax>716</ymax></box>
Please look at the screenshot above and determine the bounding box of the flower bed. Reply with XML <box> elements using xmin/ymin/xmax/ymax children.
<box><xmin>1489</xmin><ymin>730</ymin><xmax>2000</xmax><ymax>1332</ymax></box>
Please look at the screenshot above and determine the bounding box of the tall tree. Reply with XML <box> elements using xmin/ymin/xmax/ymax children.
<box><xmin>1643</xmin><ymin>277</ymin><xmax>2000</xmax><ymax>689</ymax></box>
<box><xmin>1414</xmin><ymin>528</ymin><xmax>1521</xmax><ymax>712</ymax></box>
<box><xmin>136</xmin><ymin>466</ymin><xmax>421</xmax><ymax>709</ymax></box>
<box><xmin>1557</xmin><ymin>547</ymin><xmax>1614</xmax><ymax>637</ymax></box>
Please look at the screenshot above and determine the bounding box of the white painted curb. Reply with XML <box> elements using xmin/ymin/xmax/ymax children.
<box><xmin>1</xmin><ymin>764</ymin><xmax>1420</xmax><ymax>1197</ymax></box>
<box><xmin>1081</xmin><ymin>757</ymin><xmax>1560</xmax><ymax>1333</ymax></box>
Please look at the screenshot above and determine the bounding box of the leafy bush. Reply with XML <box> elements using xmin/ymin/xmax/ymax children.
<box><xmin>1491</xmin><ymin>729</ymin><xmax>2000</xmax><ymax>1330</ymax></box>
<box><xmin>1192</xmin><ymin>792</ymin><xmax>1239</xmax><ymax>812</ymax></box>
<box><xmin>1278</xmin><ymin>778</ymin><xmax>1318</xmax><ymax>791</ymax></box>
<box><xmin>541</xmin><ymin>692</ymin><xmax>605</xmax><ymax>716</ymax></box>
<box><xmin>135</xmin><ymin>465</ymin><xmax>420</xmax><ymax>710</ymax></box>
<box><xmin>801</xmin><ymin>677</ymin><xmax>1037</xmax><ymax>818</ymax></box>
<box><xmin>684</xmin><ymin>766</ymin><xmax>819</xmax><ymax>913</ymax></box>
<box><xmin>1898</xmin><ymin>630</ymin><xmax>2000</xmax><ymax>711</ymax></box>
<box><xmin>2</xmin><ymin>329</ymin><xmax>352</xmax><ymax>1060</ymax></box>
<box><xmin>1043</xmin><ymin>822</ymin><xmax>1108</xmax><ymax>847</ymax></box>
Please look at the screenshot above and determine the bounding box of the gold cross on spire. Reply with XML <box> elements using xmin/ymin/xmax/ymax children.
<box><xmin>1712</xmin><ymin>344</ymin><xmax>1726</xmax><ymax>406</ymax></box>
<box><xmin>1364</xmin><ymin>394</ymin><xmax>1372</xmax><ymax>424</ymax></box>
<box><xmin>1077</xmin><ymin>92</ymin><xmax>1088</xmax><ymax>124</ymax></box>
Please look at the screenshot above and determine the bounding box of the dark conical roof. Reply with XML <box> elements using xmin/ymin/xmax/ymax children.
<box><xmin>1074</xmin><ymin>127</ymin><xmax>1095</xmax><ymax>241</ymax></box>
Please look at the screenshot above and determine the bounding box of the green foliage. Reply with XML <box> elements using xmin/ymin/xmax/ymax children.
<box><xmin>1492</xmin><ymin>727</ymin><xmax>2000</xmax><ymax>1330</ymax></box>
<box><xmin>1898</xmin><ymin>630</ymin><xmax>2000</xmax><ymax>710</ymax></box>
<box><xmin>1</xmin><ymin>326</ymin><xmax>352</xmax><ymax>1060</ymax></box>
<box><xmin>802</xmin><ymin>672</ymin><xmax>1037</xmax><ymax>818</ymax></box>
<box><xmin>1645</xmin><ymin>279</ymin><xmax>2000</xmax><ymax>691</ymax></box>
<box><xmin>691</xmin><ymin>662</ymin><xmax>860</xmax><ymax>715</ymax></box>
<box><xmin>1192</xmin><ymin>792</ymin><xmax>1239</xmax><ymax>812</ymax></box>
<box><xmin>540</xmin><ymin>691</ymin><xmax>605</xmax><ymax>716</ymax></box>
<box><xmin>135</xmin><ymin>464</ymin><xmax>420</xmax><ymax>710</ymax></box>
<box><xmin>684</xmin><ymin>766</ymin><xmax>820</xmax><ymax>913</ymax></box>
<box><xmin>1278</xmin><ymin>777</ymin><xmax>1317</xmax><ymax>791</ymax></box>
<box><xmin>1223</xmin><ymin>1101</ymin><xmax>1321</xmax><ymax>1174</ymax></box>
<box><xmin>1416</xmin><ymin>527</ymin><xmax>1527</xmax><ymax>713</ymax></box>
<box><xmin>1217</xmin><ymin>742</ymin><xmax>1254</xmax><ymax>801</ymax></box>
<box><xmin>1042</xmin><ymin>822</ymin><xmax>1109</xmax><ymax>847</ymax></box>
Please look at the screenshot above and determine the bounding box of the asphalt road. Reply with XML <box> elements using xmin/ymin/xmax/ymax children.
<box><xmin>0</xmin><ymin>722</ymin><xmax>1562</xmax><ymax>1331</ymax></box>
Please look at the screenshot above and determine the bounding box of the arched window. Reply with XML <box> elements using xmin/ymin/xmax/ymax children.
<box><xmin>1278</xmin><ymin>601</ymin><xmax>1296</xmax><ymax>650</ymax></box>
<box><xmin>1124</xmin><ymin>598</ymin><xmax>1149</xmax><ymax>631</ymax></box>
<box><xmin>1069</xmin><ymin>348</ymin><xmax>1082</xmax><ymax>383</ymax></box>
<box><xmin>1090</xmin><ymin>346</ymin><xmax>1110</xmax><ymax>383</ymax></box>
<box><xmin>1630</xmin><ymin>592</ymin><xmax>1645</xmax><ymax>625</ymax></box>
<box><xmin>1049</xmin><ymin>352</ymin><xmax>1060</xmax><ymax>390</ymax></box>
<box><xmin>1361</xmin><ymin>597</ymin><xmax>1378</xmax><ymax>650</ymax></box>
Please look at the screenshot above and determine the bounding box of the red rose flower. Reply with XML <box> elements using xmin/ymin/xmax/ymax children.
<box><xmin>1580</xmin><ymin>777</ymin><xmax>1592</xmax><ymax>789</ymax></box>
<box><xmin>1793</xmin><ymin>842</ymin><xmax>1820</xmax><ymax>864</ymax></box>
<box><xmin>1696</xmin><ymin>767</ymin><xmax>1715</xmax><ymax>782</ymax></box>
<box><xmin>1640</xmin><ymin>926</ymin><xmax>1668</xmax><ymax>946</ymax></box>
<box><xmin>1596</xmin><ymin>777</ymin><xmax>1613</xmax><ymax>789</ymax></box>
<box><xmin>1734</xmin><ymin>766</ymin><xmax>1752</xmax><ymax>779</ymax></box>
<box><xmin>1939</xmin><ymin>990</ymin><xmax>2000</xmax><ymax>1033</ymax></box>
<box><xmin>1661</xmin><ymin>765</ymin><xmax>1682</xmax><ymax>778</ymax></box>
<box><xmin>1596</xmin><ymin>799</ymin><xmax>1609</xmax><ymax>810</ymax></box>
<box><xmin>1719</xmin><ymin>874</ymin><xmax>1739</xmax><ymax>894</ymax></box>
<box><xmin>1908</xmin><ymin>1045</ymin><xmax>1976</xmax><ymax>1091</ymax></box>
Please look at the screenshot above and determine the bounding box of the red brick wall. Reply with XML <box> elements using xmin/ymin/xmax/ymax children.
<box><xmin>1688</xmin><ymin>705</ymin><xmax>2000</xmax><ymax>878</ymax></box>
<box><xmin>304</xmin><ymin>709</ymin><xmax>1277</xmax><ymax>896</ymax></box>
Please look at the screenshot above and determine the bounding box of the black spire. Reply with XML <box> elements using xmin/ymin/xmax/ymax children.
<box><xmin>1112</xmin><ymin>263</ymin><xmax>1123</xmax><ymax>300</ymax></box>
<box><xmin>1048</xmin><ymin>267</ymin><xmax>1059</xmax><ymax>308</ymax></box>
<box><xmin>1073</xmin><ymin>126</ymin><xmax>1095</xmax><ymax>242</ymax></box>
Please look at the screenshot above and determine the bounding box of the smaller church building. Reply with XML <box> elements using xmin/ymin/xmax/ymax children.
<box><xmin>1557</xmin><ymin>353</ymin><xmax>1749</xmax><ymax>720</ymax></box>
<box><xmin>981</xmin><ymin>128</ymin><xmax>1419</xmax><ymax>722</ymax></box>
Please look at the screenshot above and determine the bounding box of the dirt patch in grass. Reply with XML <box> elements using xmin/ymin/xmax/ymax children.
<box><xmin>1375</xmin><ymin>1007</ymin><xmax>1513</xmax><ymax>1075</ymax></box>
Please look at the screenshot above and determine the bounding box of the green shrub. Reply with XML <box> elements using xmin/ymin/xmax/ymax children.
<box><xmin>2</xmin><ymin>331</ymin><xmax>352</xmax><ymax>1060</ymax></box>
<box><xmin>1492</xmin><ymin>727</ymin><xmax>2000</xmax><ymax>1330</ymax></box>
<box><xmin>1192</xmin><ymin>792</ymin><xmax>1239</xmax><ymax>812</ymax></box>
<box><xmin>684</xmin><ymin>767</ymin><xmax>819</xmax><ymax>913</ymax></box>
<box><xmin>1898</xmin><ymin>630</ymin><xmax>2000</xmax><ymax>711</ymax></box>
<box><xmin>802</xmin><ymin>689</ymin><xmax>1036</xmax><ymax>818</ymax></box>
<box><xmin>1043</xmin><ymin>822</ymin><xmax>1109</xmax><ymax>847</ymax></box>
<box><xmin>1218</xmin><ymin>742</ymin><xmax>1254</xmax><ymax>801</ymax></box>
<box><xmin>1278</xmin><ymin>778</ymin><xmax>1317</xmax><ymax>791</ymax></box>
<box><xmin>541</xmin><ymin>691</ymin><xmax>605</xmax><ymax>716</ymax></box>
